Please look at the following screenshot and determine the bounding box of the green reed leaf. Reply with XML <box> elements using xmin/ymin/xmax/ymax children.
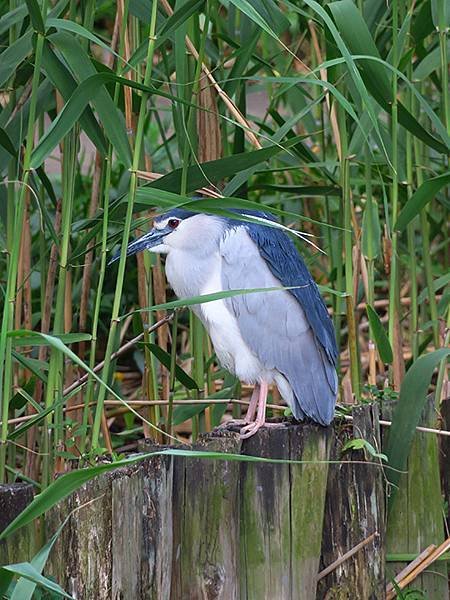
<box><xmin>395</xmin><ymin>173</ymin><xmax>450</xmax><ymax>231</ymax></box>
<box><xmin>386</xmin><ymin>348</ymin><xmax>450</xmax><ymax>506</ymax></box>
<box><xmin>25</xmin><ymin>0</ymin><xmax>45</xmax><ymax>33</ymax></box>
<box><xmin>366</xmin><ymin>305</ymin><xmax>393</xmax><ymax>364</ymax></box>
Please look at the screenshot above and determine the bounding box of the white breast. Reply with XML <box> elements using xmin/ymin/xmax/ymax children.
<box><xmin>165</xmin><ymin>248</ymin><xmax>266</xmax><ymax>383</ymax></box>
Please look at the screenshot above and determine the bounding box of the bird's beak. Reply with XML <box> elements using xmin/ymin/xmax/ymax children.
<box><xmin>109</xmin><ymin>228</ymin><xmax>166</xmax><ymax>265</ymax></box>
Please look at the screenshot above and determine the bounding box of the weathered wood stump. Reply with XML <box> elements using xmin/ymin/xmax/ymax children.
<box><xmin>4</xmin><ymin>402</ymin><xmax>447</xmax><ymax>598</ymax></box>
<box><xmin>47</xmin><ymin>468</ymin><xmax>115</xmax><ymax>598</ymax></box>
<box><xmin>384</xmin><ymin>397</ymin><xmax>449</xmax><ymax>600</ymax></box>
<box><xmin>0</xmin><ymin>482</ymin><xmax>35</xmax><ymax>565</ymax></box>
<box><xmin>440</xmin><ymin>397</ymin><xmax>450</xmax><ymax>532</ymax></box>
<box><xmin>239</xmin><ymin>423</ymin><xmax>331</xmax><ymax>600</ymax></box>
<box><xmin>111</xmin><ymin>453</ymin><xmax>174</xmax><ymax>598</ymax></box>
<box><xmin>43</xmin><ymin>410</ymin><xmax>398</xmax><ymax>599</ymax></box>
<box><xmin>169</xmin><ymin>433</ymin><xmax>242</xmax><ymax>599</ymax></box>
<box><xmin>47</xmin><ymin>454</ymin><xmax>174</xmax><ymax>599</ymax></box>
<box><xmin>317</xmin><ymin>404</ymin><xmax>386</xmax><ymax>600</ymax></box>
<box><xmin>47</xmin><ymin>421</ymin><xmax>333</xmax><ymax>599</ymax></box>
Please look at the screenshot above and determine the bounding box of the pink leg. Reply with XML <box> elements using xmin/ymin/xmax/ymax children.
<box><xmin>240</xmin><ymin>382</ymin><xmax>268</xmax><ymax>439</ymax></box>
<box><xmin>244</xmin><ymin>384</ymin><xmax>260</xmax><ymax>424</ymax></box>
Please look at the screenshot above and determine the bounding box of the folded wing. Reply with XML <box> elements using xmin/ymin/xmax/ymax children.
<box><xmin>220</xmin><ymin>224</ymin><xmax>337</xmax><ymax>425</ymax></box>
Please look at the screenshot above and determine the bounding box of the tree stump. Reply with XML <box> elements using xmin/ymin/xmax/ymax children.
<box><xmin>46</xmin><ymin>421</ymin><xmax>332</xmax><ymax>599</ymax></box>
<box><xmin>47</xmin><ymin>469</ymin><xmax>115</xmax><ymax>598</ymax></box>
<box><xmin>170</xmin><ymin>431</ymin><xmax>242</xmax><ymax>600</ymax></box>
<box><xmin>317</xmin><ymin>404</ymin><xmax>386</xmax><ymax>600</ymax></box>
<box><xmin>0</xmin><ymin>482</ymin><xmax>34</xmax><ymax>565</ymax></box>
<box><xmin>240</xmin><ymin>423</ymin><xmax>331</xmax><ymax>600</ymax></box>
<box><xmin>47</xmin><ymin>454</ymin><xmax>173</xmax><ymax>599</ymax></box>
<box><xmin>111</xmin><ymin>454</ymin><xmax>174</xmax><ymax>599</ymax></box>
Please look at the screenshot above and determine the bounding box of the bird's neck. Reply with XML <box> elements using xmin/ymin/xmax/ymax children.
<box><xmin>164</xmin><ymin>248</ymin><xmax>221</xmax><ymax>300</ymax></box>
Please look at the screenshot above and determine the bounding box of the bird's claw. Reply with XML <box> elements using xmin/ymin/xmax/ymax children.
<box><xmin>239</xmin><ymin>420</ymin><xmax>264</xmax><ymax>439</ymax></box>
<box><xmin>239</xmin><ymin>420</ymin><xmax>287</xmax><ymax>438</ymax></box>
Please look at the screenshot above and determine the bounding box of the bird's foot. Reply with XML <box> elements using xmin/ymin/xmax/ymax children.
<box><xmin>240</xmin><ymin>381</ymin><xmax>268</xmax><ymax>439</ymax></box>
<box><xmin>239</xmin><ymin>420</ymin><xmax>286</xmax><ymax>438</ymax></box>
<box><xmin>239</xmin><ymin>421</ymin><xmax>264</xmax><ymax>439</ymax></box>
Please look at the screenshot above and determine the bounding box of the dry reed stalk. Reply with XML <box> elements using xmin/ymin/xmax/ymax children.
<box><xmin>317</xmin><ymin>532</ymin><xmax>378</xmax><ymax>581</ymax></box>
<box><xmin>158</xmin><ymin>0</ymin><xmax>261</xmax><ymax>150</ymax></box>
<box><xmin>73</xmin><ymin>150</ymin><xmax>103</xmax><ymax>450</ymax></box>
<box><xmin>96</xmin><ymin>318</ymin><xmax>132</xmax><ymax>451</ymax></box>
<box><xmin>383</xmin><ymin>226</ymin><xmax>392</xmax><ymax>277</ymax></box>
<box><xmin>385</xmin><ymin>544</ymin><xmax>436</xmax><ymax>597</ymax></box>
<box><xmin>135</xmin><ymin>169</ymin><xmax>223</xmax><ymax>197</ymax></box>
<box><xmin>14</xmin><ymin>195</ymin><xmax>32</xmax><ymax>376</ymax></box>
<box><xmin>368</xmin><ymin>341</ymin><xmax>376</xmax><ymax>386</ymax></box>
<box><xmin>345</xmin><ymin>295</ymin><xmax>358</xmax><ymax>401</ymax></box>
<box><xmin>356</xmin><ymin>296</ymin><xmax>444</xmax><ymax>310</ymax></box>
<box><xmin>341</xmin><ymin>369</ymin><xmax>354</xmax><ymax>404</ymax></box>
<box><xmin>152</xmin><ymin>258</ymin><xmax>170</xmax><ymax>426</ymax></box>
<box><xmin>5</xmin><ymin>401</ymin><xmax>450</xmax><ymax>438</ymax></box>
<box><xmin>24</xmin><ymin>200</ymin><xmax>62</xmax><ymax>479</ymax></box>
<box><xmin>65</xmin><ymin>266</ymin><xmax>83</xmax><ymax>418</ymax></box>
<box><xmin>386</xmin><ymin>537</ymin><xmax>450</xmax><ymax>599</ymax></box>
<box><xmin>8</xmin><ymin>81</ymin><xmax>32</xmax><ymax>121</ymax></box>
<box><xmin>392</xmin><ymin>309</ymin><xmax>405</xmax><ymax>391</ymax></box>
<box><xmin>54</xmin><ymin>246</ymin><xmax>75</xmax><ymax>475</ymax></box>
<box><xmin>196</xmin><ymin>77</ymin><xmax>223</xmax><ymax>430</ymax></box>
<box><xmin>119</xmin><ymin>0</ymin><xmax>134</xmax><ymax>136</ymax></box>
<box><xmin>352</xmin><ymin>241</ymin><xmax>361</xmax><ymax>315</ymax></box>
<box><xmin>342</xmin><ymin>414</ymin><xmax>450</xmax><ymax>437</ymax></box>
<box><xmin>197</xmin><ymin>84</ymin><xmax>222</xmax><ymax>163</ymax></box>
<box><xmin>307</xmin><ymin>19</ymin><xmax>342</xmax><ymax>160</ymax></box>
<box><xmin>22</xmin><ymin>195</ymin><xmax>33</xmax><ymax>336</ymax></box>
<box><xmin>136</xmin><ymin>248</ymin><xmax>152</xmax><ymax>439</ymax></box>
<box><xmin>152</xmin><ymin>260</ymin><xmax>168</xmax><ymax>350</ymax></box>
<box><xmin>106</xmin><ymin>0</ymin><xmax>121</xmax><ymax>70</ymax></box>
<box><xmin>68</xmin><ymin>0</ymin><xmax>121</xmax><ymax>458</ymax></box>
<box><xmin>3</xmin><ymin>399</ymin><xmax>280</xmax><ymax>425</ymax></box>
<box><xmin>62</xmin><ymin>315</ymin><xmax>173</xmax><ymax>398</ymax></box>
<box><xmin>14</xmin><ymin>193</ymin><xmax>32</xmax><ymax>470</ymax></box>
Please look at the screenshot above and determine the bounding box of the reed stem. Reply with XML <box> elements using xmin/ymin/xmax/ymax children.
<box><xmin>0</xmin><ymin>17</ymin><xmax>47</xmax><ymax>481</ymax></box>
<box><xmin>92</xmin><ymin>0</ymin><xmax>159</xmax><ymax>448</ymax></box>
<box><xmin>387</xmin><ymin>0</ymin><xmax>399</xmax><ymax>355</ymax></box>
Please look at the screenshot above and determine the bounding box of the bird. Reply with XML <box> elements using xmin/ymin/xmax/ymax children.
<box><xmin>111</xmin><ymin>208</ymin><xmax>338</xmax><ymax>438</ymax></box>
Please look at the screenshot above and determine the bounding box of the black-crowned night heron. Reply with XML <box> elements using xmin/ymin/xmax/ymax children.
<box><xmin>112</xmin><ymin>208</ymin><xmax>338</xmax><ymax>438</ymax></box>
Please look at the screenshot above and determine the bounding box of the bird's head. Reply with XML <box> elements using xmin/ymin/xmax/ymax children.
<box><xmin>109</xmin><ymin>208</ymin><xmax>223</xmax><ymax>264</ymax></box>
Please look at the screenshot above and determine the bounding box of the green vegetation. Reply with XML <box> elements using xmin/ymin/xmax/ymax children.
<box><xmin>0</xmin><ymin>0</ymin><xmax>448</xmax><ymax>592</ymax></box>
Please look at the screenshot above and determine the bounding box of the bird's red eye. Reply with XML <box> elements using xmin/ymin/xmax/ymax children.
<box><xmin>168</xmin><ymin>218</ymin><xmax>180</xmax><ymax>229</ymax></box>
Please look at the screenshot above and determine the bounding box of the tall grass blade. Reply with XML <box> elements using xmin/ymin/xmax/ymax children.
<box><xmin>385</xmin><ymin>348</ymin><xmax>450</xmax><ymax>506</ymax></box>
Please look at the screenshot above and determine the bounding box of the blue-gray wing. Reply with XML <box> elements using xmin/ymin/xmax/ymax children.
<box><xmin>220</xmin><ymin>225</ymin><xmax>337</xmax><ymax>425</ymax></box>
